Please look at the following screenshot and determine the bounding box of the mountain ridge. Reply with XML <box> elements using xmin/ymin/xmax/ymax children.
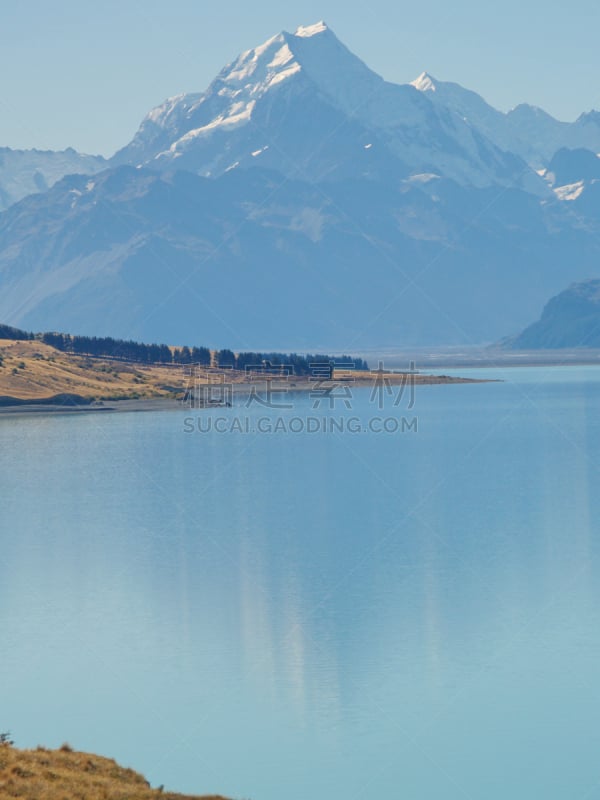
<box><xmin>2</xmin><ymin>23</ymin><xmax>600</xmax><ymax>214</ymax></box>
<box><xmin>0</xmin><ymin>163</ymin><xmax>597</xmax><ymax>348</ymax></box>
<box><xmin>506</xmin><ymin>279</ymin><xmax>600</xmax><ymax>349</ymax></box>
<box><xmin>409</xmin><ymin>72</ymin><xmax>600</xmax><ymax>167</ymax></box>
<box><xmin>0</xmin><ymin>146</ymin><xmax>106</xmax><ymax>211</ymax></box>
<box><xmin>112</xmin><ymin>22</ymin><xmax>544</xmax><ymax>194</ymax></box>
<box><xmin>2</xmin><ymin>23</ymin><xmax>600</xmax><ymax>349</ymax></box>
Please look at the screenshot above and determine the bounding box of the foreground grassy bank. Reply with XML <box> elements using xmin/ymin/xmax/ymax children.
<box><xmin>0</xmin><ymin>339</ymin><xmax>195</xmax><ymax>401</ymax></box>
<box><xmin>0</xmin><ymin>338</ymin><xmax>192</xmax><ymax>402</ymax></box>
<box><xmin>0</xmin><ymin>744</ymin><xmax>228</xmax><ymax>800</ymax></box>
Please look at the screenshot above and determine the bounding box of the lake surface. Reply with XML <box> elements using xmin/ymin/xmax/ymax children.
<box><xmin>2</xmin><ymin>366</ymin><xmax>600</xmax><ymax>799</ymax></box>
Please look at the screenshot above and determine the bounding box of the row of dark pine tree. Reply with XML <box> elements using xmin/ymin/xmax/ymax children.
<box><xmin>0</xmin><ymin>323</ymin><xmax>368</xmax><ymax>374</ymax></box>
<box><xmin>230</xmin><ymin>350</ymin><xmax>368</xmax><ymax>374</ymax></box>
<box><xmin>39</xmin><ymin>332</ymin><xmax>211</xmax><ymax>365</ymax></box>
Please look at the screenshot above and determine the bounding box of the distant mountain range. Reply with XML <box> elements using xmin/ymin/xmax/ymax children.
<box><xmin>1</xmin><ymin>21</ymin><xmax>600</xmax><ymax>348</ymax></box>
<box><xmin>409</xmin><ymin>72</ymin><xmax>600</xmax><ymax>168</ymax></box>
<box><xmin>0</xmin><ymin>147</ymin><xmax>106</xmax><ymax>211</ymax></box>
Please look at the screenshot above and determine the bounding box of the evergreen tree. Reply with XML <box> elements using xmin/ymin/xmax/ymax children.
<box><xmin>216</xmin><ymin>348</ymin><xmax>236</xmax><ymax>368</ymax></box>
<box><xmin>174</xmin><ymin>346</ymin><xmax>192</xmax><ymax>365</ymax></box>
<box><xmin>191</xmin><ymin>346</ymin><xmax>211</xmax><ymax>366</ymax></box>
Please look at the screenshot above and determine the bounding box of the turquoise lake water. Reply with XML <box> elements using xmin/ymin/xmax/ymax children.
<box><xmin>2</xmin><ymin>365</ymin><xmax>600</xmax><ymax>799</ymax></box>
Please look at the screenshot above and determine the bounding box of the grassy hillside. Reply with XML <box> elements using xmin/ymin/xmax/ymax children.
<box><xmin>0</xmin><ymin>339</ymin><xmax>191</xmax><ymax>402</ymax></box>
<box><xmin>0</xmin><ymin>743</ymin><xmax>228</xmax><ymax>800</ymax></box>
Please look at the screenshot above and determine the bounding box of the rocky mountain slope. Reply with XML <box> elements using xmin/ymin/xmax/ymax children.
<box><xmin>0</xmin><ymin>165</ymin><xmax>597</xmax><ymax>348</ymax></box>
<box><xmin>507</xmin><ymin>279</ymin><xmax>600</xmax><ymax>348</ymax></box>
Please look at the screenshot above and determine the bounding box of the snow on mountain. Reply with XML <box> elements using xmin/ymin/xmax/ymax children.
<box><xmin>534</xmin><ymin>142</ymin><xmax>600</xmax><ymax>225</ymax></box>
<box><xmin>0</xmin><ymin>147</ymin><xmax>107</xmax><ymax>211</ymax></box>
<box><xmin>294</xmin><ymin>21</ymin><xmax>329</xmax><ymax>37</ymax></box>
<box><xmin>546</xmin><ymin>147</ymin><xmax>600</xmax><ymax>186</ymax></box>
<box><xmin>411</xmin><ymin>72</ymin><xmax>436</xmax><ymax>93</ymax></box>
<box><xmin>113</xmin><ymin>22</ymin><xmax>544</xmax><ymax>193</ymax></box>
<box><xmin>112</xmin><ymin>21</ymin><xmax>389</xmax><ymax>177</ymax></box>
<box><xmin>553</xmin><ymin>181</ymin><xmax>585</xmax><ymax>202</ymax></box>
<box><xmin>535</xmin><ymin>147</ymin><xmax>600</xmax><ymax>215</ymax></box>
<box><xmin>411</xmin><ymin>73</ymin><xmax>600</xmax><ymax>168</ymax></box>
<box><xmin>410</xmin><ymin>72</ymin><xmax>516</xmax><ymax>148</ymax></box>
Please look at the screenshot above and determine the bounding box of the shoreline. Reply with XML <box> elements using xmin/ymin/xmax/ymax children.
<box><xmin>0</xmin><ymin>397</ymin><xmax>182</xmax><ymax>417</ymax></box>
<box><xmin>0</xmin><ymin>373</ymin><xmax>493</xmax><ymax>417</ymax></box>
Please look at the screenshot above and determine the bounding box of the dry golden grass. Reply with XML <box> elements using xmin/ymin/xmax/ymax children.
<box><xmin>0</xmin><ymin>339</ymin><xmax>292</xmax><ymax>403</ymax></box>
<box><xmin>0</xmin><ymin>744</ymin><xmax>229</xmax><ymax>800</ymax></box>
<box><xmin>0</xmin><ymin>339</ymin><xmax>191</xmax><ymax>402</ymax></box>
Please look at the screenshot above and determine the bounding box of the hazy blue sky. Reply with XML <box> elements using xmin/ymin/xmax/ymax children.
<box><xmin>1</xmin><ymin>0</ymin><xmax>599</xmax><ymax>156</ymax></box>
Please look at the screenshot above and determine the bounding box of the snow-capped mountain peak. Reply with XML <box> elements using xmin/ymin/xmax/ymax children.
<box><xmin>113</xmin><ymin>21</ymin><xmax>385</xmax><ymax>173</ymax></box>
<box><xmin>111</xmin><ymin>23</ymin><xmax>547</xmax><ymax>192</ymax></box>
<box><xmin>411</xmin><ymin>72</ymin><xmax>437</xmax><ymax>92</ymax></box>
<box><xmin>294</xmin><ymin>20</ymin><xmax>329</xmax><ymax>37</ymax></box>
<box><xmin>216</xmin><ymin>21</ymin><xmax>381</xmax><ymax>107</ymax></box>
